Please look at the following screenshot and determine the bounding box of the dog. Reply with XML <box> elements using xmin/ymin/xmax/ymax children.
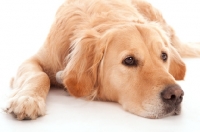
<box><xmin>6</xmin><ymin>0</ymin><xmax>200</xmax><ymax>120</ymax></box>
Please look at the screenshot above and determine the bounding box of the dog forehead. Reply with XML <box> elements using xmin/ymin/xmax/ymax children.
<box><xmin>107</xmin><ymin>26</ymin><xmax>144</xmax><ymax>48</ymax></box>
<box><xmin>106</xmin><ymin>25</ymin><xmax>166</xmax><ymax>52</ymax></box>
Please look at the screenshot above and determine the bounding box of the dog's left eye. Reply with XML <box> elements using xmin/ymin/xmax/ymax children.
<box><xmin>161</xmin><ymin>52</ymin><xmax>168</xmax><ymax>62</ymax></box>
<box><xmin>123</xmin><ymin>56</ymin><xmax>138</xmax><ymax>66</ymax></box>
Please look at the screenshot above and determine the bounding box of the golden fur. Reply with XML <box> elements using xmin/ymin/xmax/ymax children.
<box><xmin>6</xmin><ymin>0</ymin><xmax>200</xmax><ymax>120</ymax></box>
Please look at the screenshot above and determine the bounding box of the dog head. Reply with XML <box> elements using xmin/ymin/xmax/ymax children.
<box><xmin>63</xmin><ymin>23</ymin><xmax>185</xmax><ymax>118</ymax></box>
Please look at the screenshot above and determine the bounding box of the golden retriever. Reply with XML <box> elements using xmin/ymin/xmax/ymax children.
<box><xmin>6</xmin><ymin>0</ymin><xmax>200</xmax><ymax>120</ymax></box>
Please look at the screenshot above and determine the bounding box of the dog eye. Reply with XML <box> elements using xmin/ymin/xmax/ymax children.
<box><xmin>123</xmin><ymin>56</ymin><xmax>138</xmax><ymax>66</ymax></box>
<box><xmin>161</xmin><ymin>52</ymin><xmax>168</xmax><ymax>62</ymax></box>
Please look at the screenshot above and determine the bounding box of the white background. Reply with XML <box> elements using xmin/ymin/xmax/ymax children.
<box><xmin>0</xmin><ymin>0</ymin><xmax>200</xmax><ymax>132</ymax></box>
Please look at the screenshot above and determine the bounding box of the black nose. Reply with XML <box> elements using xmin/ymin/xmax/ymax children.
<box><xmin>161</xmin><ymin>85</ymin><xmax>184</xmax><ymax>105</ymax></box>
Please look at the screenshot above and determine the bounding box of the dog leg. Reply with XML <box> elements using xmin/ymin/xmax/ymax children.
<box><xmin>170</xmin><ymin>35</ymin><xmax>200</xmax><ymax>58</ymax></box>
<box><xmin>6</xmin><ymin>57</ymin><xmax>50</xmax><ymax>120</ymax></box>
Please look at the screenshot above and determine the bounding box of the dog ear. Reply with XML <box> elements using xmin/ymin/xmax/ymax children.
<box><xmin>62</xmin><ymin>31</ymin><xmax>103</xmax><ymax>97</ymax></box>
<box><xmin>169</xmin><ymin>45</ymin><xmax>186</xmax><ymax>80</ymax></box>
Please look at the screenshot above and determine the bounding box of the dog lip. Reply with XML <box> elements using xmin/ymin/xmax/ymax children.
<box><xmin>145</xmin><ymin>103</ymin><xmax>182</xmax><ymax>119</ymax></box>
<box><xmin>163</xmin><ymin>103</ymin><xmax>182</xmax><ymax>117</ymax></box>
<box><xmin>147</xmin><ymin>109</ymin><xmax>180</xmax><ymax>119</ymax></box>
<box><xmin>174</xmin><ymin>106</ymin><xmax>181</xmax><ymax>115</ymax></box>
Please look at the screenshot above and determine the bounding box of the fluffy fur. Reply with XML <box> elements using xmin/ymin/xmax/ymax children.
<box><xmin>6</xmin><ymin>0</ymin><xmax>200</xmax><ymax>120</ymax></box>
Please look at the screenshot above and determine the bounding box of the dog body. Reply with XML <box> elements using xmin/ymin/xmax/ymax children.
<box><xmin>6</xmin><ymin>0</ymin><xmax>199</xmax><ymax>120</ymax></box>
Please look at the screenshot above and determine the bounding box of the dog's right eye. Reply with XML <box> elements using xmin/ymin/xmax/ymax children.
<box><xmin>122</xmin><ymin>56</ymin><xmax>138</xmax><ymax>66</ymax></box>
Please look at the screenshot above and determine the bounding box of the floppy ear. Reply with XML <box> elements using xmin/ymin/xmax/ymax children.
<box><xmin>169</xmin><ymin>45</ymin><xmax>186</xmax><ymax>80</ymax></box>
<box><xmin>62</xmin><ymin>31</ymin><xmax>104</xmax><ymax>97</ymax></box>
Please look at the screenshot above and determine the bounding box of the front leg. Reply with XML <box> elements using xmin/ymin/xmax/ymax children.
<box><xmin>6</xmin><ymin>57</ymin><xmax>50</xmax><ymax>120</ymax></box>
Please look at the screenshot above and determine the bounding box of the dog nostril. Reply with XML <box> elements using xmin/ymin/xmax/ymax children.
<box><xmin>171</xmin><ymin>95</ymin><xmax>176</xmax><ymax>100</ymax></box>
<box><xmin>161</xmin><ymin>85</ymin><xmax>184</xmax><ymax>105</ymax></box>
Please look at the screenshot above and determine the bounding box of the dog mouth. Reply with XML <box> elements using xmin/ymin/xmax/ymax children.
<box><xmin>168</xmin><ymin>103</ymin><xmax>182</xmax><ymax>116</ymax></box>
<box><xmin>150</xmin><ymin>84</ymin><xmax>184</xmax><ymax>119</ymax></box>
<box><xmin>145</xmin><ymin>104</ymin><xmax>182</xmax><ymax>119</ymax></box>
<box><xmin>140</xmin><ymin>97</ymin><xmax>183</xmax><ymax>119</ymax></box>
<box><xmin>121</xmin><ymin>85</ymin><xmax>184</xmax><ymax>119</ymax></box>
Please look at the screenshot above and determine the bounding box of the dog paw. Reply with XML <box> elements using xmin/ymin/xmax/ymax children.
<box><xmin>5</xmin><ymin>94</ymin><xmax>46</xmax><ymax>120</ymax></box>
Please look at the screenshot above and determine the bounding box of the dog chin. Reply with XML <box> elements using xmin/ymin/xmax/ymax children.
<box><xmin>144</xmin><ymin>105</ymin><xmax>182</xmax><ymax>119</ymax></box>
<box><xmin>126</xmin><ymin>103</ymin><xmax>182</xmax><ymax>119</ymax></box>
